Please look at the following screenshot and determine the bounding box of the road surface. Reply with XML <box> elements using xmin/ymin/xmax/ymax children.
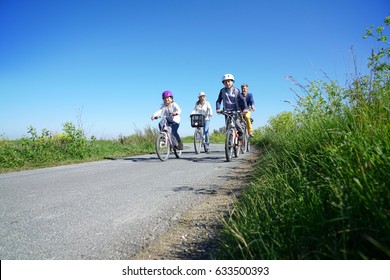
<box><xmin>0</xmin><ymin>144</ymin><xmax>251</xmax><ymax>259</ymax></box>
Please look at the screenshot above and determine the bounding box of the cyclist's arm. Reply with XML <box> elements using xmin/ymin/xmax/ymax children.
<box><xmin>192</xmin><ymin>103</ymin><xmax>202</xmax><ymax>116</ymax></box>
<box><xmin>216</xmin><ymin>89</ymin><xmax>223</xmax><ymax>112</ymax></box>
<box><xmin>207</xmin><ymin>101</ymin><xmax>213</xmax><ymax>117</ymax></box>
<box><xmin>249</xmin><ymin>94</ymin><xmax>256</xmax><ymax>111</ymax></box>
<box><xmin>191</xmin><ymin>102</ymin><xmax>198</xmax><ymax>114</ymax></box>
<box><xmin>151</xmin><ymin>108</ymin><xmax>163</xmax><ymax>120</ymax></box>
<box><xmin>172</xmin><ymin>102</ymin><xmax>181</xmax><ymax>116</ymax></box>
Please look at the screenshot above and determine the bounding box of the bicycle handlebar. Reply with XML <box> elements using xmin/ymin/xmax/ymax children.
<box><xmin>218</xmin><ymin>110</ymin><xmax>242</xmax><ymax>116</ymax></box>
<box><xmin>154</xmin><ymin>113</ymin><xmax>173</xmax><ymax>120</ymax></box>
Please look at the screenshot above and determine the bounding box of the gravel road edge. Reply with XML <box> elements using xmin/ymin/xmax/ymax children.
<box><xmin>133</xmin><ymin>151</ymin><xmax>258</xmax><ymax>260</ymax></box>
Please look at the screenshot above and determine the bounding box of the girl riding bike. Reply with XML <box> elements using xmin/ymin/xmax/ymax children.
<box><xmin>151</xmin><ymin>90</ymin><xmax>184</xmax><ymax>150</ymax></box>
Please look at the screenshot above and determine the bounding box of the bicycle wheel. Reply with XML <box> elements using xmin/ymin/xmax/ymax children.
<box><xmin>240</xmin><ymin>138</ymin><xmax>246</xmax><ymax>154</ymax></box>
<box><xmin>246</xmin><ymin>137</ymin><xmax>251</xmax><ymax>152</ymax></box>
<box><xmin>240</xmin><ymin>128</ymin><xmax>248</xmax><ymax>154</ymax></box>
<box><xmin>234</xmin><ymin>134</ymin><xmax>240</xmax><ymax>158</ymax></box>
<box><xmin>225</xmin><ymin>129</ymin><xmax>234</xmax><ymax>162</ymax></box>
<box><xmin>155</xmin><ymin>133</ymin><xmax>170</xmax><ymax>161</ymax></box>
<box><xmin>203</xmin><ymin>136</ymin><xmax>209</xmax><ymax>153</ymax></box>
<box><xmin>194</xmin><ymin>129</ymin><xmax>202</xmax><ymax>154</ymax></box>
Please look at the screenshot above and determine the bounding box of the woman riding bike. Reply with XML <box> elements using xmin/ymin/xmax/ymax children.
<box><xmin>190</xmin><ymin>91</ymin><xmax>213</xmax><ymax>151</ymax></box>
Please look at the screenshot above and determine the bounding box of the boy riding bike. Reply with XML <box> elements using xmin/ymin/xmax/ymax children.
<box><xmin>216</xmin><ymin>74</ymin><xmax>248</xmax><ymax>141</ymax></box>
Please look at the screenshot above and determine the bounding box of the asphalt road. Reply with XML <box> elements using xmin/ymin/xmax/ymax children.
<box><xmin>0</xmin><ymin>143</ymin><xmax>251</xmax><ymax>259</ymax></box>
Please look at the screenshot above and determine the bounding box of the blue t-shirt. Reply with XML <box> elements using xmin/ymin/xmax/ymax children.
<box><xmin>245</xmin><ymin>93</ymin><xmax>255</xmax><ymax>108</ymax></box>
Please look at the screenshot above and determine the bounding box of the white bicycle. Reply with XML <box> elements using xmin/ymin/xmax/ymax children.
<box><xmin>190</xmin><ymin>114</ymin><xmax>208</xmax><ymax>154</ymax></box>
<box><xmin>154</xmin><ymin>115</ymin><xmax>182</xmax><ymax>161</ymax></box>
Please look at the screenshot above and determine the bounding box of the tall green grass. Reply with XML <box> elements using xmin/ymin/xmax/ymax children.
<box><xmin>0</xmin><ymin>123</ymin><xmax>94</xmax><ymax>171</ymax></box>
<box><xmin>216</xmin><ymin>17</ymin><xmax>390</xmax><ymax>259</ymax></box>
<box><xmin>0</xmin><ymin>123</ymin><xmax>158</xmax><ymax>173</ymax></box>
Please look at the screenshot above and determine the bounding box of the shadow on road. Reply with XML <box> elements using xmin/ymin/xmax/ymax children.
<box><xmin>172</xmin><ymin>185</ymin><xmax>218</xmax><ymax>195</ymax></box>
<box><xmin>105</xmin><ymin>149</ymin><xmax>236</xmax><ymax>163</ymax></box>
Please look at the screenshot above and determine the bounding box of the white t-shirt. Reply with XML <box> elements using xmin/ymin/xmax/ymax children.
<box><xmin>191</xmin><ymin>101</ymin><xmax>212</xmax><ymax>120</ymax></box>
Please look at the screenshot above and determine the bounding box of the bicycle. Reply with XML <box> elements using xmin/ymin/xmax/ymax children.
<box><xmin>238</xmin><ymin>114</ymin><xmax>252</xmax><ymax>154</ymax></box>
<box><xmin>219</xmin><ymin>110</ymin><xmax>242</xmax><ymax>162</ymax></box>
<box><xmin>190</xmin><ymin>114</ymin><xmax>208</xmax><ymax>154</ymax></box>
<box><xmin>154</xmin><ymin>115</ymin><xmax>182</xmax><ymax>161</ymax></box>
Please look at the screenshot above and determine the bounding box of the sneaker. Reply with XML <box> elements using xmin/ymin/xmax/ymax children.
<box><xmin>177</xmin><ymin>142</ymin><xmax>184</xmax><ymax>150</ymax></box>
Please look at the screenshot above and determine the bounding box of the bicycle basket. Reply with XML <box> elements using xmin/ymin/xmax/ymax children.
<box><xmin>190</xmin><ymin>114</ymin><xmax>205</xmax><ymax>127</ymax></box>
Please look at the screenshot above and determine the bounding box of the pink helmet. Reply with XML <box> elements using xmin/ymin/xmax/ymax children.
<box><xmin>162</xmin><ymin>90</ymin><xmax>173</xmax><ymax>99</ymax></box>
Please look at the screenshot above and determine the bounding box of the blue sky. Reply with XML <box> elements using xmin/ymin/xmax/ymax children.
<box><xmin>0</xmin><ymin>0</ymin><xmax>388</xmax><ymax>139</ymax></box>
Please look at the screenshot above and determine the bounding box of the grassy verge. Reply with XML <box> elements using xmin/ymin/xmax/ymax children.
<box><xmin>0</xmin><ymin>124</ymin><xmax>226</xmax><ymax>173</ymax></box>
<box><xmin>214</xmin><ymin>18</ymin><xmax>390</xmax><ymax>260</ymax></box>
<box><xmin>0</xmin><ymin>124</ymin><xmax>158</xmax><ymax>173</ymax></box>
